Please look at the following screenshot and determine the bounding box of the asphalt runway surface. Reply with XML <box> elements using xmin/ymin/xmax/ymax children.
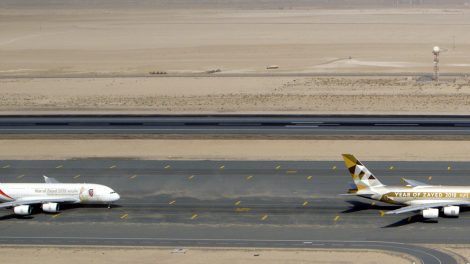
<box><xmin>3</xmin><ymin>115</ymin><xmax>470</xmax><ymax>136</ymax></box>
<box><xmin>1</xmin><ymin>160</ymin><xmax>470</xmax><ymax>263</ymax></box>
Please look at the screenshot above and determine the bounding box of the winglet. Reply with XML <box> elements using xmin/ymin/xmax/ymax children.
<box><xmin>43</xmin><ymin>175</ymin><xmax>60</xmax><ymax>184</ymax></box>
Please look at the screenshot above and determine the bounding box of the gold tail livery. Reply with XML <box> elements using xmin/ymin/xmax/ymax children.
<box><xmin>342</xmin><ymin>154</ymin><xmax>468</xmax><ymax>219</ymax></box>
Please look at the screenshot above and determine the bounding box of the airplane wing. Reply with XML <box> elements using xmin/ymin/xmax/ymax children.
<box><xmin>401</xmin><ymin>178</ymin><xmax>431</xmax><ymax>187</ymax></box>
<box><xmin>385</xmin><ymin>201</ymin><xmax>470</xmax><ymax>215</ymax></box>
<box><xmin>43</xmin><ymin>175</ymin><xmax>60</xmax><ymax>184</ymax></box>
<box><xmin>0</xmin><ymin>197</ymin><xmax>79</xmax><ymax>208</ymax></box>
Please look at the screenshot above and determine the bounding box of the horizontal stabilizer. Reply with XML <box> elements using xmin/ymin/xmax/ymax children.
<box><xmin>43</xmin><ymin>175</ymin><xmax>60</xmax><ymax>184</ymax></box>
<box><xmin>401</xmin><ymin>178</ymin><xmax>431</xmax><ymax>187</ymax></box>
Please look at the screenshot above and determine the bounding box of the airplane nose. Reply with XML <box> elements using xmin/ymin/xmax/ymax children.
<box><xmin>113</xmin><ymin>193</ymin><xmax>120</xmax><ymax>201</ymax></box>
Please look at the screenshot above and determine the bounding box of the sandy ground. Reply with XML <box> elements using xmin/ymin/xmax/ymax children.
<box><xmin>1</xmin><ymin>8</ymin><xmax>470</xmax><ymax>114</ymax></box>
<box><xmin>1</xmin><ymin>139</ymin><xmax>470</xmax><ymax>161</ymax></box>
<box><xmin>1</xmin><ymin>9</ymin><xmax>470</xmax><ymax>76</ymax></box>
<box><xmin>0</xmin><ymin>246</ymin><xmax>415</xmax><ymax>264</ymax></box>
<box><xmin>2</xmin><ymin>76</ymin><xmax>470</xmax><ymax>114</ymax></box>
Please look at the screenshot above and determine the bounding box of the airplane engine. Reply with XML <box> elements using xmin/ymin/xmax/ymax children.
<box><xmin>42</xmin><ymin>203</ymin><xmax>60</xmax><ymax>213</ymax></box>
<box><xmin>443</xmin><ymin>206</ymin><xmax>460</xmax><ymax>217</ymax></box>
<box><xmin>421</xmin><ymin>208</ymin><xmax>439</xmax><ymax>219</ymax></box>
<box><xmin>13</xmin><ymin>205</ymin><xmax>32</xmax><ymax>215</ymax></box>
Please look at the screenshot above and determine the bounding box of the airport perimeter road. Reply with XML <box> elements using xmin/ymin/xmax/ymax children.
<box><xmin>0</xmin><ymin>160</ymin><xmax>470</xmax><ymax>263</ymax></box>
<box><xmin>3</xmin><ymin>115</ymin><xmax>470</xmax><ymax>136</ymax></box>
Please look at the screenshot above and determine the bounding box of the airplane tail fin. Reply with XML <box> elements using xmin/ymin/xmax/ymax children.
<box><xmin>342</xmin><ymin>154</ymin><xmax>384</xmax><ymax>192</ymax></box>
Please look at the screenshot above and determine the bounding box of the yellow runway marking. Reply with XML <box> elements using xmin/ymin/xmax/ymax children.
<box><xmin>109</xmin><ymin>165</ymin><xmax>117</xmax><ymax>169</ymax></box>
<box><xmin>52</xmin><ymin>214</ymin><xmax>61</xmax><ymax>218</ymax></box>
<box><xmin>234</xmin><ymin>200</ymin><xmax>241</xmax><ymax>206</ymax></box>
<box><xmin>235</xmin><ymin>207</ymin><xmax>251</xmax><ymax>212</ymax></box>
<box><xmin>448</xmin><ymin>166</ymin><xmax>451</xmax><ymax>171</ymax></box>
<box><xmin>164</xmin><ymin>165</ymin><xmax>171</xmax><ymax>169</ymax></box>
<box><xmin>332</xmin><ymin>165</ymin><xmax>337</xmax><ymax>170</ymax></box>
<box><xmin>306</xmin><ymin>176</ymin><xmax>313</xmax><ymax>180</ymax></box>
<box><xmin>389</xmin><ymin>166</ymin><xmax>394</xmax><ymax>170</ymax></box>
<box><xmin>275</xmin><ymin>165</ymin><xmax>281</xmax><ymax>170</ymax></box>
<box><xmin>16</xmin><ymin>175</ymin><xmax>24</xmax><ymax>179</ymax></box>
<box><xmin>261</xmin><ymin>214</ymin><xmax>268</xmax><ymax>221</ymax></box>
<box><xmin>379</xmin><ymin>210</ymin><xmax>385</xmax><ymax>217</ymax></box>
<box><xmin>188</xmin><ymin>175</ymin><xmax>195</xmax><ymax>180</ymax></box>
<box><xmin>428</xmin><ymin>176</ymin><xmax>433</xmax><ymax>181</ymax></box>
<box><xmin>2</xmin><ymin>165</ymin><xmax>10</xmax><ymax>169</ymax></box>
<box><xmin>73</xmin><ymin>174</ymin><xmax>81</xmax><ymax>179</ymax></box>
<box><xmin>169</xmin><ymin>200</ymin><xmax>176</xmax><ymax>205</ymax></box>
<box><xmin>219</xmin><ymin>165</ymin><xmax>225</xmax><ymax>170</ymax></box>
<box><xmin>286</xmin><ymin>170</ymin><xmax>297</xmax><ymax>174</ymax></box>
<box><xmin>302</xmin><ymin>201</ymin><xmax>308</xmax><ymax>207</ymax></box>
<box><xmin>120</xmin><ymin>214</ymin><xmax>128</xmax><ymax>219</ymax></box>
<box><xmin>129</xmin><ymin>175</ymin><xmax>137</xmax><ymax>179</ymax></box>
<box><xmin>55</xmin><ymin>165</ymin><xmax>63</xmax><ymax>169</ymax></box>
<box><xmin>334</xmin><ymin>215</ymin><xmax>340</xmax><ymax>222</ymax></box>
<box><xmin>246</xmin><ymin>175</ymin><xmax>253</xmax><ymax>180</ymax></box>
<box><xmin>190</xmin><ymin>214</ymin><xmax>198</xmax><ymax>220</ymax></box>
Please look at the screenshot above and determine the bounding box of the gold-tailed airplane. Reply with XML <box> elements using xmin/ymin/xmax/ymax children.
<box><xmin>342</xmin><ymin>154</ymin><xmax>467</xmax><ymax>219</ymax></box>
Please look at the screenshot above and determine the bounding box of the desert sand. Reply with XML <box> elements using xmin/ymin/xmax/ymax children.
<box><xmin>0</xmin><ymin>246</ymin><xmax>415</xmax><ymax>264</ymax></box>
<box><xmin>1</xmin><ymin>139</ymin><xmax>470</xmax><ymax>161</ymax></box>
<box><xmin>1</xmin><ymin>8</ymin><xmax>470</xmax><ymax>76</ymax></box>
<box><xmin>1</xmin><ymin>8</ymin><xmax>470</xmax><ymax>114</ymax></box>
<box><xmin>2</xmin><ymin>76</ymin><xmax>470</xmax><ymax>114</ymax></box>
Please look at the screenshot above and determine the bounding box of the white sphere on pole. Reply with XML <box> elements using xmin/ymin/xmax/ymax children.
<box><xmin>433</xmin><ymin>46</ymin><xmax>440</xmax><ymax>54</ymax></box>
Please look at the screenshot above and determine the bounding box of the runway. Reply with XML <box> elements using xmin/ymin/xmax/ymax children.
<box><xmin>0</xmin><ymin>159</ymin><xmax>469</xmax><ymax>263</ymax></box>
<box><xmin>3</xmin><ymin>115</ymin><xmax>470</xmax><ymax>136</ymax></box>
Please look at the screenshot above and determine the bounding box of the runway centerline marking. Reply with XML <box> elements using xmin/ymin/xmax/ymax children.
<box><xmin>190</xmin><ymin>214</ymin><xmax>198</xmax><ymax>220</ymax></box>
<box><xmin>109</xmin><ymin>165</ymin><xmax>117</xmax><ymax>169</ymax></box>
<box><xmin>389</xmin><ymin>166</ymin><xmax>394</xmax><ymax>170</ymax></box>
<box><xmin>73</xmin><ymin>174</ymin><xmax>80</xmax><ymax>179</ymax></box>
<box><xmin>306</xmin><ymin>176</ymin><xmax>313</xmax><ymax>180</ymax></box>
<box><xmin>219</xmin><ymin>165</ymin><xmax>225</xmax><ymax>170</ymax></box>
<box><xmin>302</xmin><ymin>201</ymin><xmax>308</xmax><ymax>206</ymax></box>
<box><xmin>55</xmin><ymin>165</ymin><xmax>63</xmax><ymax>169</ymax></box>
<box><xmin>16</xmin><ymin>175</ymin><xmax>24</xmax><ymax>179</ymax></box>
<box><xmin>234</xmin><ymin>200</ymin><xmax>241</xmax><ymax>206</ymax></box>
<box><xmin>164</xmin><ymin>165</ymin><xmax>171</xmax><ymax>169</ymax></box>
<box><xmin>246</xmin><ymin>175</ymin><xmax>253</xmax><ymax>180</ymax></box>
<box><xmin>188</xmin><ymin>175</ymin><xmax>195</xmax><ymax>180</ymax></box>
<box><xmin>2</xmin><ymin>165</ymin><xmax>10</xmax><ymax>169</ymax></box>
<box><xmin>334</xmin><ymin>215</ymin><xmax>340</xmax><ymax>222</ymax></box>
<box><xmin>332</xmin><ymin>165</ymin><xmax>337</xmax><ymax>170</ymax></box>
<box><xmin>120</xmin><ymin>214</ymin><xmax>128</xmax><ymax>219</ymax></box>
<box><xmin>275</xmin><ymin>165</ymin><xmax>281</xmax><ymax>170</ymax></box>
<box><xmin>261</xmin><ymin>214</ymin><xmax>268</xmax><ymax>221</ymax></box>
<box><xmin>428</xmin><ymin>176</ymin><xmax>433</xmax><ymax>181</ymax></box>
<box><xmin>448</xmin><ymin>166</ymin><xmax>451</xmax><ymax>171</ymax></box>
<box><xmin>129</xmin><ymin>175</ymin><xmax>137</xmax><ymax>179</ymax></box>
<box><xmin>169</xmin><ymin>200</ymin><xmax>176</xmax><ymax>205</ymax></box>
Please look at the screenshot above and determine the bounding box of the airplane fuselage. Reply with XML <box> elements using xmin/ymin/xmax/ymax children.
<box><xmin>365</xmin><ymin>185</ymin><xmax>470</xmax><ymax>205</ymax></box>
<box><xmin>0</xmin><ymin>183</ymin><xmax>120</xmax><ymax>204</ymax></box>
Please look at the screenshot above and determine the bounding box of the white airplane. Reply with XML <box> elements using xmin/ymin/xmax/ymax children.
<box><xmin>342</xmin><ymin>154</ymin><xmax>470</xmax><ymax>219</ymax></box>
<box><xmin>0</xmin><ymin>176</ymin><xmax>120</xmax><ymax>215</ymax></box>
